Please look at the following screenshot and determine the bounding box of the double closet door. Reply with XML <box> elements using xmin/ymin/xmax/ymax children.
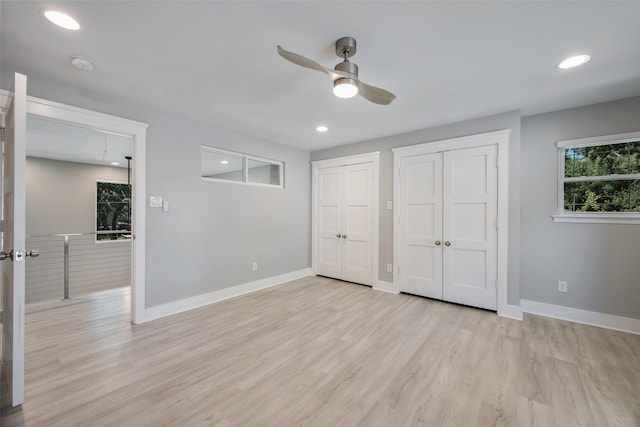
<box><xmin>395</xmin><ymin>144</ymin><xmax>498</xmax><ymax>310</ymax></box>
<box><xmin>314</xmin><ymin>161</ymin><xmax>374</xmax><ymax>286</ymax></box>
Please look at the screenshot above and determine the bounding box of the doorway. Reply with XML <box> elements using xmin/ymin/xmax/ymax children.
<box><xmin>25</xmin><ymin>117</ymin><xmax>134</xmax><ymax>305</ymax></box>
<box><xmin>22</xmin><ymin>95</ymin><xmax>148</xmax><ymax>324</ymax></box>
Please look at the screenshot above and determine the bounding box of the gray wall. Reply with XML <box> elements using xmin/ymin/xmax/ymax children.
<box><xmin>26</xmin><ymin>157</ymin><xmax>127</xmax><ymax>235</ymax></box>
<box><xmin>10</xmin><ymin>70</ymin><xmax>311</xmax><ymax>308</ymax></box>
<box><xmin>520</xmin><ymin>96</ymin><xmax>640</xmax><ymax>319</ymax></box>
<box><xmin>311</xmin><ymin>111</ymin><xmax>521</xmax><ymax>305</ymax></box>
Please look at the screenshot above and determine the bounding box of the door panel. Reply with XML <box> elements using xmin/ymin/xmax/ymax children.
<box><xmin>2</xmin><ymin>73</ymin><xmax>27</xmax><ymax>406</ymax></box>
<box><xmin>398</xmin><ymin>154</ymin><xmax>442</xmax><ymax>298</ymax></box>
<box><xmin>443</xmin><ymin>145</ymin><xmax>497</xmax><ymax>310</ymax></box>
<box><xmin>341</xmin><ymin>163</ymin><xmax>372</xmax><ymax>285</ymax></box>
<box><xmin>316</xmin><ymin>167</ymin><xmax>342</xmax><ymax>279</ymax></box>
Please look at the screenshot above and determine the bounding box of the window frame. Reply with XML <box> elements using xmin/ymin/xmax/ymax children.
<box><xmin>554</xmin><ymin>131</ymin><xmax>640</xmax><ymax>224</ymax></box>
<box><xmin>95</xmin><ymin>179</ymin><xmax>133</xmax><ymax>243</ymax></box>
<box><xmin>201</xmin><ymin>145</ymin><xmax>284</xmax><ymax>189</ymax></box>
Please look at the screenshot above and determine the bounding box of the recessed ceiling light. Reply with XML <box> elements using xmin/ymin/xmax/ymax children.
<box><xmin>220</xmin><ymin>160</ymin><xmax>229</xmax><ymax>165</ymax></box>
<box><xmin>558</xmin><ymin>54</ymin><xmax>591</xmax><ymax>69</ymax></box>
<box><xmin>316</xmin><ymin>125</ymin><xmax>328</xmax><ymax>132</ymax></box>
<box><xmin>111</xmin><ymin>161</ymin><xmax>120</xmax><ymax>166</ymax></box>
<box><xmin>71</xmin><ymin>56</ymin><xmax>94</xmax><ymax>70</ymax></box>
<box><xmin>42</xmin><ymin>10</ymin><xmax>80</xmax><ymax>31</ymax></box>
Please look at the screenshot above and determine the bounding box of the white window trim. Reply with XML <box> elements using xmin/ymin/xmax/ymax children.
<box><xmin>201</xmin><ymin>145</ymin><xmax>284</xmax><ymax>189</ymax></box>
<box><xmin>554</xmin><ymin>131</ymin><xmax>640</xmax><ymax>224</ymax></box>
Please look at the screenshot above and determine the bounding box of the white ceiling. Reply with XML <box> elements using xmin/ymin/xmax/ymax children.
<box><xmin>2</xmin><ymin>1</ymin><xmax>640</xmax><ymax>152</ymax></box>
<box><xmin>27</xmin><ymin>117</ymin><xmax>132</xmax><ymax>168</ymax></box>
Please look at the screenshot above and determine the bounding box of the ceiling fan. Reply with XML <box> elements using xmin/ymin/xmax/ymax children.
<box><xmin>277</xmin><ymin>37</ymin><xmax>396</xmax><ymax>105</ymax></box>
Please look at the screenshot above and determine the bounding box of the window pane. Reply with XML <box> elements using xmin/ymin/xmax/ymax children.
<box><xmin>96</xmin><ymin>182</ymin><xmax>131</xmax><ymax>241</ymax></box>
<box><xmin>201</xmin><ymin>149</ymin><xmax>244</xmax><ymax>182</ymax></box>
<box><xmin>247</xmin><ymin>159</ymin><xmax>281</xmax><ymax>186</ymax></box>
<box><xmin>564</xmin><ymin>179</ymin><xmax>640</xmax><ymax>212</ymax></box>
<box><xmin>565</xmin><ymin>141</ymin><xmax>640</xmax><ymax>178</ymax></box>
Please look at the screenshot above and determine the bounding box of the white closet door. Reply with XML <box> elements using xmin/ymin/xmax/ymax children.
<box><xmin>442</xmin><ymin>145</ymin><xmax>497</xmax><ymax>310</ymax></box>
<box><xmin>398</xmin><ymin>154</ymin><xmax>442</xmax><ymax>298</ymax></box>
<box><xmin>315</xmin><ymin>166</ymin><xmax>343</xmax><ymax>279</ymax></box>
<box><xmin>341</xmin><ymin>163</ymin><xmax>373</xmax><ymax>285</ymax></box>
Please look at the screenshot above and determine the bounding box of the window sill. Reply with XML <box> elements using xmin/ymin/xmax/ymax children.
<box><xmin>552</xmin><ymin>213</ymin><xmax>640</xmax><ymax>224</ymax></box>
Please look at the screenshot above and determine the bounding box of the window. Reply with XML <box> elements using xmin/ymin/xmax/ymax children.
<box><xmin>554</xmin><ymin>131</ymin><xmax>640</xmax><ymax>224</ymax></box>
<box><xmin>96</xmin><ymin>180</ymin><xmax>132</xmax><ymax>241</ymax></box>
<box><xmin>201</xmin><ymin>146</ymin><xmax>283</xmax><ymax>188</ymax></box>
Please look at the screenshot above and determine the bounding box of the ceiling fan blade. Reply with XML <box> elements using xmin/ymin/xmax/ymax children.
<box><xmin>277</xmin><ymin>45</ymin><xmax>346</xmax><ymax>81</ymax></box>
<box><xmin>357</xmin><ymin>81</ymin><xmax>396</xmax><ymax>105</ymax></box>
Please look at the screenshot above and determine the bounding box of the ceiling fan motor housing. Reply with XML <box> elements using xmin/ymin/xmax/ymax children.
<box><xmin>335</xmin><ymin>36</ymin><xmax>357</xmax><ymax>58</ymax></box>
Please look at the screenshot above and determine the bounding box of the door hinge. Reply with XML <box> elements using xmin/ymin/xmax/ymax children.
<box><xmin>397</xmin><ymin>265</ymin><xmax>400</xmax><ymax>275</ymax></box>
<box><xmin>398</xmin><ymin>168</ymin><xmax>402</xmax><ymax>176</ymax></box>
<box><xmin>495</xmin><ymin>218</ymin><xmax>500</xmax><ymax>229</ymax></box>
<box><xmin>496</xmin><ymin>156</ymin><xmax>499</xmax><ymax>168</ymax></box>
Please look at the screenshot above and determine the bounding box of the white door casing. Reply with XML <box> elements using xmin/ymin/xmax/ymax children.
<box><xmin>2</xmin><ymin>72</ymin><xmax>27</xmax><ymax>406</ymax></box>
<box><xmin>312</xmin><ymin>152</ymin><xmax>379</xmax><ymax>287</ymax></box>
<box><xmin>394</xmin><ymin>130</ymin><xmax>509</xmax><ymax>314</ymax></box>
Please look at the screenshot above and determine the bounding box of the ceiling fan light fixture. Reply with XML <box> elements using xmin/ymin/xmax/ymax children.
<box><xmin>333</xmin><ymin>78</ymin><xmax>358</xmax><ymax>99</ymax></box>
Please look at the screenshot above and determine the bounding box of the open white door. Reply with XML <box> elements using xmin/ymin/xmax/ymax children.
<box><xmin>2</xmin><ymin>73</ymin><xmax>28</xmax><ymax>406</ymax></box>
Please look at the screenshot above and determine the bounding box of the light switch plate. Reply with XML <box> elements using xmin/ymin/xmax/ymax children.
<box><xmin>386</xmin><ymin>201</ymin><xmax>393</xmax><ymax>210</ymax></box>
<box><xmin>162</xmin><ymin>200</ymin><xmax>169</xmax><ymax>213</ymax></box>
<box><xmin>150</xmin><ymin>196</ymin><xmax>163</xmax><ymax>208</ymax></box>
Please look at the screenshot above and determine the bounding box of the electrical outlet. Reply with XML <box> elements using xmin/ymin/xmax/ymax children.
<box><xmin>558</xmin><ymin>280</ymin><xmax>568</xmax><ymax>293</ymax></box>
<box><xmin>386</xmin><ymin>263</ymin><xmax>393</xmax><ymax>273</ymax></box>
<box><xmin>252</xmin><ymin>262</ymin><xmax>258</xmax><ymax>272</ymax></box>
<box><xmin>386</xmin><ymin>201</ymin><xmax>393</xmax><ymax>210</ymax></box>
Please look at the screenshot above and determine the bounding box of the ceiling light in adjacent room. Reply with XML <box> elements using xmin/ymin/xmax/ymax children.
<box><xmin>333</xmin><ymin>78</ymin><xmax>358</xmax><ymax>98</ymax></box>
<box><xmin>111</xmin><ymin>162</ymin><xmax>120</xmax><ymax>166</ymax></box>
<box><xmin>220</xmin><ymin>160</ymin><xmax>229</xmax><ymax>165</ymax></box>
<box><xmin>71</xmin><ymin>56</ymin><xmax>94</xmax><ymax>70</ymax></box>
<box><xmin>42</xmin><ymin>10</ymin><xmax>80</xmax><ymax>31</ymax></box>
<box><xmin>558</xmin><ymin>54</ymin><xmax>591</xmax><ymax>69</ymax></box>
<box><xmin>316</xmin><ymin>125</ymin><xmax>328</xmax><ymax>133</ymax></box>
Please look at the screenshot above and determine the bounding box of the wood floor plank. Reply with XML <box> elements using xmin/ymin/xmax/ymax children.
<box><xmin>2</xmin><ymin>276</ymin><xmax>639</xmax><ymax>426</ymax></box>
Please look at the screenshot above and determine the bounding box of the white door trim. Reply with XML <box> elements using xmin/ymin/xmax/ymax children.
<box><xmin>1</xmin><ymin>90</ymin><xmax>148</xmax><ymax>324</ymax></box>
<box><xmin>393</xmin><ymin>130</ymin><xmax>513</xmax><ymax>317</ymax></box>
<box><xmin>311</xmin><ymin>152</ymin><xmax>380</xmax><ymax>286</ymax></box>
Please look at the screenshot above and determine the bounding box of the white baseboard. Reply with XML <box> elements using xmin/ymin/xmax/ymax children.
<box><xmin>373</xmin><ymin>280</ymin><xmax>399</xmax><ymax>294</ymax></box>
<box><xmin>498</xmin><ymin>303</ymin><xmax>523</xmax><ymax>321</ymax></box>
<box><xmin>142</xmin><ymin>268</ymin><xmax>312</xmax><ymax>323</ymax></box>
<box><xmin>521</xmin><ymin>299</ymin><xmax>640</xmax><ymax>335</ymax></box>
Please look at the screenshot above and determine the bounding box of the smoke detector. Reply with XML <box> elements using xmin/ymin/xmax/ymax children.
<box><xmin>71</xmin><ymin>56</ymin><xmax>94</xmax><ymax>70</ymax></box>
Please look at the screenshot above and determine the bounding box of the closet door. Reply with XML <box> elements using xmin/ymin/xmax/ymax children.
<box><xmin>314</xmin><ymin>163</ymin><xmax>373</xmax><ymax>286</ymax></box>
<box><xmin>442</xmin><ymin>145</ymin><xmax>497</xmax><ymax>310</ymax></box>
<box><xmin>316</xmin><ymin>166</ymin><xmax>343</xmax><ymax>279</ymax></box>
<box><xmin>397</xmin><ymin>154</ymin><xmax>442</xmax><ymax>298</ymax></box>
<box><xmin>341</xmin><ymin>163</ymin><xmax>373</xmax><ymax>285</ymax></box>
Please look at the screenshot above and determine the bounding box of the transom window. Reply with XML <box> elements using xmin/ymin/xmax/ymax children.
<box><xmin>554</xmin><ymin>131</ymin><xmax>640</xmax><ymax>224</ymax></box>
<box><xmin>201</xmin><ymin>146</ymin><xmax>283</xmax><ymax>188</ymax></box>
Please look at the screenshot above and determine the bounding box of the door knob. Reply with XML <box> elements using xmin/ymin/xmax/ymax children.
<box><xmin>341</xmin><ymin>234</ymin><xmax>347</xmax><ymax>239</ymax></box>
<box><xmin>435</xmin><ymin>240</ymin><xmax>441</xmax><ymax>246</ymax></box>
<box><xmin>336</xmin><ymin>234</ymin><xmax>341</xmax><ymax>238</ymax></box>
<box><xmin>26</xmin><ymin>250</ymin><xmax>39</xmax><ymax>258</ymax></box>
<box><xmin>0</xmin><ymin>251</ymin><xmax>10</xmax><ymax>261</ymax></box>
<box><xmin>445</xmin><ymin>241</ymin><xmax>451</xmax><ymax>246</ymax></box>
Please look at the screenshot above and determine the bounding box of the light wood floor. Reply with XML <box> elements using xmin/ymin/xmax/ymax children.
<box><xmin>3</xmin><ymin>276</ymin><xmax>640</xmax><ymax>426</ymax></box>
